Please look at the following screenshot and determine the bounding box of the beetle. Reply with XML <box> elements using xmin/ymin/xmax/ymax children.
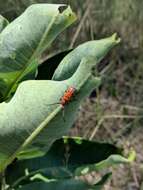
<box><xmin>49</xmin><ymin>86</ymin><xmax>77</xmax><ymax>121</ymax></box>
<box><xmin>60</xmin><ymin>86</ymin><xmax>76</xmax><ymax>108</ymax></box>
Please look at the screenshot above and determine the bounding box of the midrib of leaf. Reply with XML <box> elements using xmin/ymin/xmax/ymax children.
<box><xmin>0</xmin><ymin>106</ymin><xmax>62</xmax><ymax>172</ymax></box>
<box><xmin>3</xmin><ymin>12</ymin><xmax>59</xmax><ymax>101</ymax></box>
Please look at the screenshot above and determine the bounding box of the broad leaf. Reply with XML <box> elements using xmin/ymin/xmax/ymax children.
<box><xmin>52</xmin><ymin>33</ymin><xmax>120</xmax><ymax>81</ymax></box>
<box><xmin>0</xmin><ymin>35</ymin><xmax>120</xmax><ymax>172</ymax></box>
<box><xmin>15</xmin><ymin>174</ymin><xmax>110</xmax><ymax>190</ymax></box>
<box><xmin>6</xmin><ymin>137</ymin><xmax>121</xmax><ymax>187</ymax></box>
<box><xmin>0</xmin><ymin>4</ymin><xmax>76</xmax><ymax>101</ymax></box>
<box><xmin>0</xmin><ymin>57</ymin><xmax>100</xmax><ymax>172</ymax></box>
<box><xmin>75</xmin><ymin>150</ymin><xmax>135</xmax><ymax>176</ymax></box>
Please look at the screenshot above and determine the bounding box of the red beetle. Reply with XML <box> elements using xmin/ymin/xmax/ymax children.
<box><xmin>60</xmin><ymin>86</ymin><xmax>76</xmax><ymax>108</ymax></box>
<box><xmin>49</xmin><ymin>86</ymin><xmax>76</xmax><ymax>121</ymax></box>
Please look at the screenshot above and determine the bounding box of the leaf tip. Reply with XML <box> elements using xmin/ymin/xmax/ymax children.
<box><xmin>111</xmin><ymin>33</ymin><xmax>121</xmax><ymax>44</ymax></box>
<box><xmin>63</xmin><ymin>5</ymin><xmax>77</xmax><ymax>22</ymax></box>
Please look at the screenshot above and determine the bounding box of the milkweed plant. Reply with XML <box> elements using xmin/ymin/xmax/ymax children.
<box><xmin>0</xmin><ymin>4</ymin><xmax>135</xmax><ymax>190</ymax></box>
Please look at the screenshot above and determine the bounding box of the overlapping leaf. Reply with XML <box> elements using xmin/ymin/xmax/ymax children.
<box><xmin>0</xmin><ymin>4</ymin><xmax>76</xmax><ymax>101</ymax></box>
<box><xmin>52</xmin><ymin>33</ymin><xmax>120</xmax><ymax>81</ymax></box>
<box><xmin>6</xmin><ymin>137</ymin><xmax>123</xmax><ymax>188</ymax></box>
<box><xmin>0</xmin><ymin>33</ymin><xmax>120</xmax><ymax>173</ymax></box>
<box><xmin>15</xmin><ymin>175</ymin><xmax>110</xmax><ymax>190</ymax></box>
<box><xmin>6</xmin><ymin>137</ymin><xmax>134</xmax><ymax>190</ymax></box>
<box><xmin>0</xmin><ymin>57</ymin><xmax>101</xmax><ymax>172</ymax></box>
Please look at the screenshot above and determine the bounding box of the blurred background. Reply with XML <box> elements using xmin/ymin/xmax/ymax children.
<box><xmin>0</xmin><ymin>0</ymin><xmax>142</xmax><ymax>189</ymax></box>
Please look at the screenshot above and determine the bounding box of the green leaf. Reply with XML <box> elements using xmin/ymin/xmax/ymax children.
<box><xmin>15</xmin><ymin>173</ymin><xmax>111</xmax><ymax>190</ymax></box>
<box><xmin>6</xmin><ymin>137</ymin><xmax>121</xmax><ymax>187</ymax></box>
<box><xmin>75</xmin><ymin>152</ymin><xmax>135</xmax><ymax>176</ymax></box>
<box><xmin>0</xmin><ymin>34</ymin><xmax>120</xmax><ymax>172</ymax></box>
<box><xmin>0</xmin><ymin>4</ymin><xmax>76</xmax><ymax>101</ymax></box>
<box><xmin>52</xmin><ymin>33</ymin><xmax>121</xmax><ymax>81</ymax></box>
<box><xmin>0</xmin><ymin>56</ymin><xmax>101</xmax><ymax>172</ymax></box>
<box><xmin>0</xmin><ymin>15</ymin><xmax>9</xmax><ymax>33</ymax></box>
